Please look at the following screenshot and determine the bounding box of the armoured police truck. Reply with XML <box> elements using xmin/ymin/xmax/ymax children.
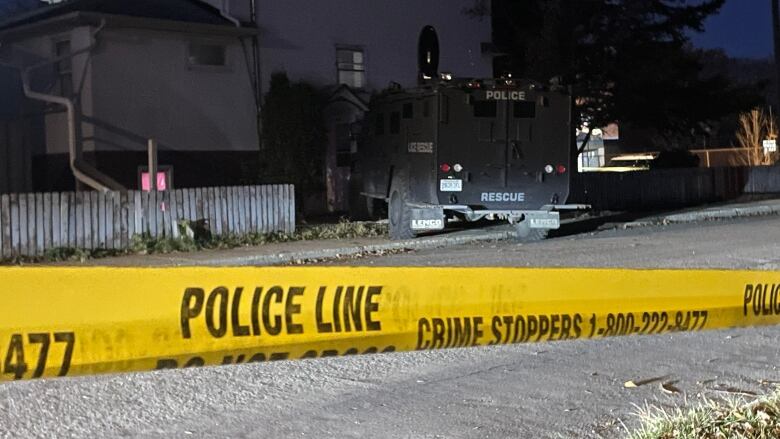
<box><xmin>355</xmin><ymin>27</ymin><xmax>583</xmax><ymax>240</ymax></box>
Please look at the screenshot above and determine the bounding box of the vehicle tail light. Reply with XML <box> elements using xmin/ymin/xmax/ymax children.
<box><xmin>557</xmin><ymin>164</ymin><xmax>567</xmax><ymax>174</ymax></box>
<box><xmin>453</xmin><ymin>163</ymin><xmax>463</xmax><ymax>173</ymax></box>
<box><xmin>544</xmin><ymin>165</ymin><xmax>554</xmax><ymax>174</ymax></box>
<box><xmin>440</xmin><ymin>163</ymin><xmax>451</xmax><ymax>173</ymax></box>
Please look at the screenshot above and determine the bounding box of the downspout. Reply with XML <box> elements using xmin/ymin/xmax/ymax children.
<box><xmin>249</xmin><ymin>0</ymin><xmax>263</xmax><ymax>152</ymax></box>
<box><xmin>249</xmin><ymin>0</ymin><xmax>262</xmax><ymax>111</ymax></box>
<box><xmin>20</xmin><ymin>20</ymin><xmax>123</xmax><ymax>192</ymax></box>
<box><xmin>220</xmin><ymin>0</ymin><xmax>263</xmax><ymax>148</ymax></box>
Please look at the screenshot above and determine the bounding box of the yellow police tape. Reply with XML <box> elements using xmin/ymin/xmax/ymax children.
<box><xmin>0</xmin><ymin>267</ymin><xmax>778</xmax><ymax>381</ymax></box>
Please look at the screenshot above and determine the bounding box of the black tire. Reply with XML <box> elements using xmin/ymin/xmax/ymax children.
<box><xmin>388</xmin><ymin>175</ymin><xmax>416</xmax><ymax>240</ymax></box>
<box><xmin>513</xmin><ymin>220</ymin><xmax>549</xmax><ymax>242</ymax></box>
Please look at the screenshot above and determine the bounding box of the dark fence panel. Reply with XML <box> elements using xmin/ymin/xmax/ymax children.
<box><xmin>570</xmin><ymin>166</ymin><xmax>780</xmax><ymax>211</ymax></box>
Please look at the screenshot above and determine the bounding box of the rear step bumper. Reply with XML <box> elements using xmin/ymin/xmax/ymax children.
<box><xmin>406</xmin><ymin>203</ymin><xmax>591</xmax><ymax>232</ymax></box>
<box><xmin>428</xmin><ymin>203</ymin><xmax>590</xmax><ymax>214</ymax></box>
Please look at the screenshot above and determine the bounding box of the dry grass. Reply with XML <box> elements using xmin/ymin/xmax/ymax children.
<box><xmin>628</xmin><ymin>390</ymin><xmax>780</xmax><ymax>439</ymax></box>
<box><xmin>1</xmin><ymin>218</ymin><xmax>388</xmax><ymax>264</ymax></box>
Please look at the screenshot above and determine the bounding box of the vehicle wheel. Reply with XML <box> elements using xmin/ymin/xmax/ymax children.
<box><xmin>388</xmin><ymin>176</ymin><xmax>416</xmax><ymax>240</ymax></box>
<box><xmin>513</xmin><ymin>220</ymin><xmax>549</xmax><ymax>242</ymax></box>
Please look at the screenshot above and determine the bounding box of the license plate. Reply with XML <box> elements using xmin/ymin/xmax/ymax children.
<box><xmin>440</xmin><ymin>179</ymin><xmax>462</xmax><ymax>192</ymax></box>
<box><xmin>411</xmin><ymin>219</ymin><xmax>445</xmax><ymax>230</ymax></box>
<box><xmin>529</xmin><ymin>217</ymin><xmax>560</xmax><ymax>229</ymax></box>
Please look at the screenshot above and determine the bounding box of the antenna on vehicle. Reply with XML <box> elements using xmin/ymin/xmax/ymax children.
<box><xmin>418</xmin><ymin>25</ymin><xmax>440</xmax><ymax>83</ymax></box>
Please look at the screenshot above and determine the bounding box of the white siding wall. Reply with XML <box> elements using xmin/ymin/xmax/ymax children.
<box><xmin>90</xmin><ymin>27</ymin><xmax>259</xmax><ymax>152</ymax></box>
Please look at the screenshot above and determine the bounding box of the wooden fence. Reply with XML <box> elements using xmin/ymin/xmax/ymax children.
<box><xmin>0</xmin><ymin>184</ymin><xmax>295</xmax><ymax>258</ymax></box>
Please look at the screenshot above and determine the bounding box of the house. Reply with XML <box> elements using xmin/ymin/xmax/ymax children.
<box><xmin>0</xmin><ymin>0</ymin><xmax>493</xmax><ymax>214</ymax></box>
<box><xmin>0</xmin><ymin>0</ymin><xmax>260</xmax><ymax>194</ymax></box>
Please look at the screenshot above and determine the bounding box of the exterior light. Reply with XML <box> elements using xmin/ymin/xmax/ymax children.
<box><xmin>544</xmin><ymin>165</ymin><xmax>554</xmax><ymax>174</ymax></box>
<box><xmin>453</xmin><ymin>164</ymin><xmax>463</xmax><ymax>172</ymax></box>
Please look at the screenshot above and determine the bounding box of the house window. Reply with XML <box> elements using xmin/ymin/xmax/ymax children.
<box><xmin>336</xmin><ymin>47</ymin><xmax>365</xmax><ymax>89</ymax></box>
<box><xmin>188</xmin><ymin>42</ymin><xmax>227</xmax><ymax>67</ymax></box>
<box><xmin>335</xmin><ymin>123</ymin><xmax>352</xmax><ymax>167</ymax></box>
<box><xmin>402</xmin><ymin>103</ymin><xmax>413</xmax><ymax>119</ymax></box>
<box><xmin>390</xmin><ymin>112</ymin><xmax>400</xmax><ymax>134</ymax></box>
<box><xmin>55</xmin><ymin>40</ymin><xmax>72</xmax><ymax>97</ymax></box>
<box><xmin>374</xmin><ymin>113</ymin><xmax>385</xmax><ymax>136</ymax></box>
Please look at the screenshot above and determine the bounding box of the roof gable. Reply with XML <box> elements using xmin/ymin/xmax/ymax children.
<box><xmin>0</xmin><ymin>0</ymin><xmax>235</xmax><ymax>31</ymax></box>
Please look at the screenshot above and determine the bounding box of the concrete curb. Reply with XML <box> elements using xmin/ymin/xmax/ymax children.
<box><xmin>623</xmin><ymin>201</ymin><xmax>780</xmax><ymax>229</ymax></box>
<box><xmin>195</xmin><ymin>228</ymin><xmax>519</xmax><ymax>267</ymax></box>
<box><xmin>663</xmin><ymin>203</ymin><xmax>780</xmax><ymax>223</ymax></box>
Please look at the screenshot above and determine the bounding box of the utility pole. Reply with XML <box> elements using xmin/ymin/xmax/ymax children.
<box><xmin>773</xmin><ymin>0</ymin><xmax>780</xmax><ymax>111</ymax></box>
<box><xmin>147</xmin><ymin>138</ymin><xmax>158</xmax><ymax>192</ymax></box>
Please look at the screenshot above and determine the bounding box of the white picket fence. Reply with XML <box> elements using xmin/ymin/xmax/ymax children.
<box><xmin>0</xmin><ymin>184</ymin><xmax>295</xmax><ymax>258</ymax></box>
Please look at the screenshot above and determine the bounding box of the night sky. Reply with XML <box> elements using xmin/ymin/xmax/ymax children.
<box><xmin>691</xmin><ymin>0</ymin><xmax>773</xmax><ymax>59</ymax></box>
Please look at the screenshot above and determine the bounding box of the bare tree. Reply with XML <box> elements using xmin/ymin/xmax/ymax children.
<box><xmin>735</xmin><ymin>108</ymin><xmax>779</xmax><ymax>166</ymax></box>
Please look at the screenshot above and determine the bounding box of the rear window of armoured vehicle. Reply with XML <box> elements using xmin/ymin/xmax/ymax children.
<box><xmin>513</xmin><ymin>101</ymin><xmax>536</xmax><ymax>118</ymax></box>
<box><xmin>473</xmin><ymin>101</ymin><xmax>497</xmax><ymax>118</ymax></box>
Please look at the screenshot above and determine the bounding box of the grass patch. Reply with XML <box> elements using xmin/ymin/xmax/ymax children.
<box><xmin>628</xmin><ymin>389</ymin><xmax>780</xmax><ymax>439</ymax></box>
<box><xmin>0</xmin><ymin>218</ymin><xmax>387</xmax><ymax>264</ymax></box>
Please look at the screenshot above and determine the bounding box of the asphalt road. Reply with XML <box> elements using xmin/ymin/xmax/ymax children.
<box><xmin>328</xmin><ymin>215</ymin><xmax>780</xmax><ymax>270</ymax></box>
<box><xmin>2</xmin><ymin>216</ymin><xmax>780</xmax><ymax>438</ymax></box>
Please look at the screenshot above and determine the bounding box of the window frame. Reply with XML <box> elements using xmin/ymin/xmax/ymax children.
<box><xmin>335</xmin><ymin>45</ymin><xmax>366</xmax><ymax>89</ymax></box>
<box><xmin>186</xmin><ymin>40</ymin><xmax>231</xmax><ymax>72</ymax></box>
<box><xmin>335</xmin><ymin>122</ymin><xmax>353</xmax><ymax>168</ymax></box>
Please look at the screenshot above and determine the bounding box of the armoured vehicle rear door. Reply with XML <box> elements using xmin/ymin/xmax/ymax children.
<box><xmin>436</xmin><ymin>88</ymin><xmax>507</xmax><ymax>205</ymax></box>
<box><xmin>436</xmin><ymin>86</ymin><xmax>570</xmax><ymax>208</ymax></box>
<box><xmin>507</xmin><ymin>90</ymin><xmax>571</xmax><ymax>207</ymax></box>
